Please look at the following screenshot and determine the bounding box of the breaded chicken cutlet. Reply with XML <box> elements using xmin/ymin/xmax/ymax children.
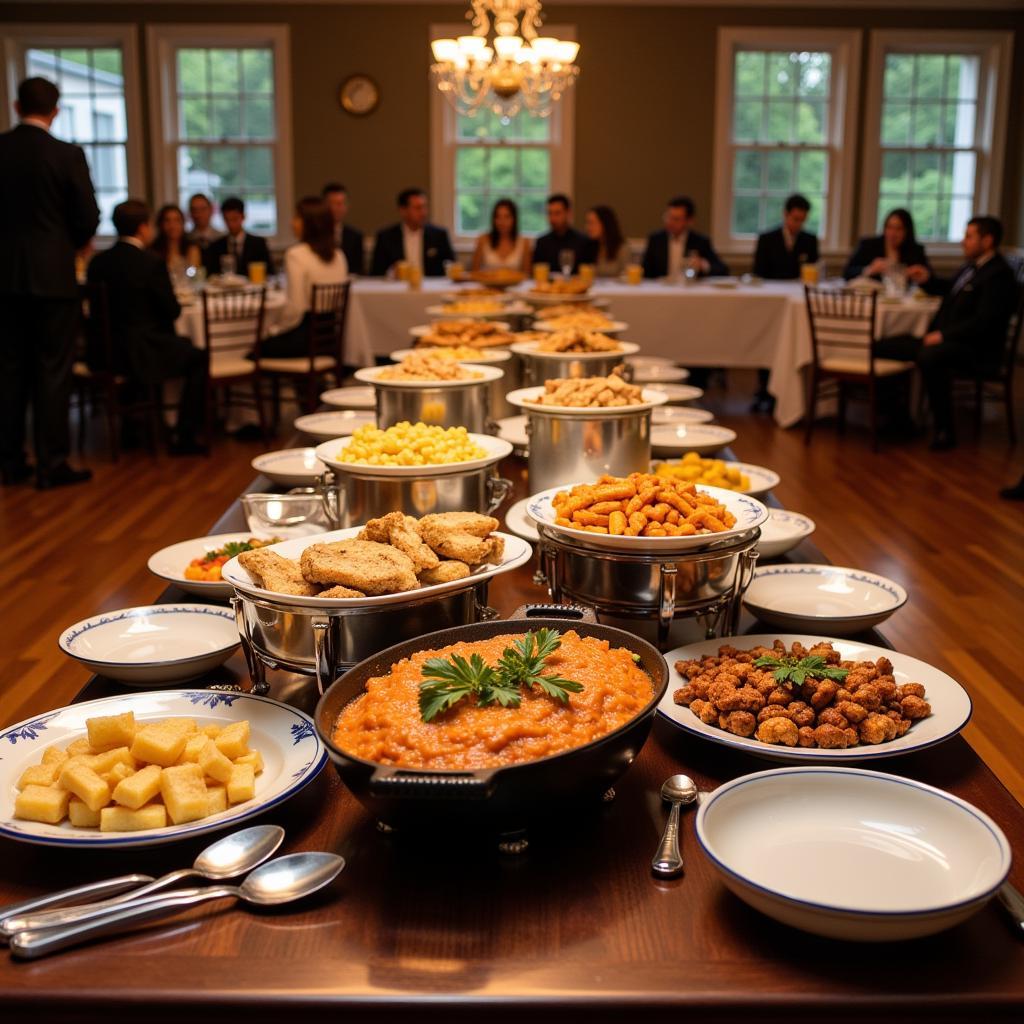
<box><xmin>418</xmin><ymin>513</ymin><xmax>505</xmax><ymax>566</ymax></box>
<box><xmin>358</xmin><ymin>512</ymin><xmax>439</xmax><ymax>572</ymax></box>
<box><xmin>300</xmin><ymin>540</ymin><xmax>418</xmax><ymax>595</ymax></box>
<box><xmin>238</xmin><ymin>548</ymin><xmax>320</xmax><ymax>597</ymax></box>
<box><xmin>418</xmin><ymin>560</ymin><xmax>472</xmax><ymax>585</ymax></box>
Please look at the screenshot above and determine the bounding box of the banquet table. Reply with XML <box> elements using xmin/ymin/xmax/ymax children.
<box><xmin>1</xmin><ymin>456</ymin><xmax>1022</xmax><ymax>1023</ymax></box>
<box><xmin>175</xmin><ymin>288</ymin><xmax>289</xmax><ymax>349</ymax></box>
<box><xmin>345</xmin><ymin>279</ymin><xmax>938</xmax><ymax>428</ymax></box>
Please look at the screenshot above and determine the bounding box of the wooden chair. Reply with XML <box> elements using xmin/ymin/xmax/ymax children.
<box><xmin>803</xmin><ymin>286</ymin><xmax>916</xmax><ymax>451</ymax></box>
<box><xmin>261</xmin><ymin>281</ymin><xmax>352</xmax><ymax>424</ymax></box>
<box><xmin>200</xmin><ymin>287</ymin><xmax>270</xmax><ymax>442</ymax></box>
<box><xmin>72</xmin><ymin>282</ymin><xmax>163</xmax><ymax>460</ymax></box>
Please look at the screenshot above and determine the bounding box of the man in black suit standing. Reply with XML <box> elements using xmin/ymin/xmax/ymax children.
<box><xmin>874</xmin><ymin>215</ymin><xmax>1017</xmax><ymax>451</ymax></box>
<box><xmin>88</xmin><ymin>200</ymin><xmax>208</xmax><ymax>456</ymax></box>
<box><xmin>322</xmin><ymin>182</ymin><xmax>364</xmax><ymax>275</ymax></box>
<box><xmin>642</xmin><ymin>196</ymin><xmax>728</xmax><ymax>279</ymax></box>
<box><xmin>370</xmin><ymin>188</ymin><xmax>455</xmax><ymax>277</ymax></box>
<box><xmin>203</xmin><ymin>196</ymin><xmax>273</xmax><ymax>277</ymax></box>
<box><xmin>531</xmin><ymin>194</ymin><xmax>588</xmax><ymax>271</ymax></box>
<box><xmin>0</xmin><ymin>77</ymin><xmax>99</xmax><ymax>489</ymax></box>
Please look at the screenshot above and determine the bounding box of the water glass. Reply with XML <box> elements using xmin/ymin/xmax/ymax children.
<box><xmin>219</xmin><ymin>254</ymin><xmax>237</xmax><ymax>278</ymax></box>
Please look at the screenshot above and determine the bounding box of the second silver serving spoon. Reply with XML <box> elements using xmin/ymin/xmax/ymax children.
<box><xmin>1</xmin><ymin>824</ymin><xmax>284</xmax><ymax>937</ymax></box>
<box><xmin>651</xmin><ymin>774</ymin><xmax>698</xmax><ymax>878</ymax></box>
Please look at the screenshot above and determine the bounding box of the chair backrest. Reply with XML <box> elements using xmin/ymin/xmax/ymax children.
<box><xmin>996</xmin><ymin>281</ymin><xmax>1024</xmax><ymax>382</ymax></box>
<box><xmin>304</xmin><ymin>280</ymin><xmax>352</xmax><ymax>368</ymax></box>
<box><xmin>79</xmin><ymin>281</ymin><xmax>114</xmax><ymax>373</ymax></box>
<box><xmin>804</xmin><ymin>286</ymin><xmax>879</xmax><ymax>376</ymax></box>
<box><xmin>200</xmin><ymin>287</ymin><xmax>267</xmax><ymax>363</ymax></box>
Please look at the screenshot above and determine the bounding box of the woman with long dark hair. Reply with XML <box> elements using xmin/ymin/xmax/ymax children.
<box><xmin>471</xmin><ymin>198</ymin><xmax>531</xmax><ymax>273</ymax></box>
<box><xmin>150</xmin><ymin>204</ymin><xmax>199</xmax><ymax>276</ymax></box>
<box><xmin>583</xmin><ymin>205</ymin><xmax>630</xmax><ymax>277</ymax></box>
<box><xmin>844</xmin><ymin>208</ymin><xmax>931</xmax><ymax>280</ymax></box>
<box><xmin>260</xmin><ymin>196</ymin><xmax>348</xmax><ymax>358</ymax></box>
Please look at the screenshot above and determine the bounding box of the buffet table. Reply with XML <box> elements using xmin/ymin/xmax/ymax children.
<box><xmin>1</xmin><ymin>458</ymin><xmax>1022</xmax><ymax>1023</ymax></box>
<box><xmin>345</xmin><ymin>280</ymin><xmax>937</xmax><ymax>428</ymax></box>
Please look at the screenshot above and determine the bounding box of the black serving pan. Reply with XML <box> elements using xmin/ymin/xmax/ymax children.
<box><xmin>314</xmin><ymin>604</ymin><xmax>669</xmax><ymax>833</ymax></box>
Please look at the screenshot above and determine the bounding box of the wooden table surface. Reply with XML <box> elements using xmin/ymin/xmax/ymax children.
<box><xmin>2</xmin><ymin>457</ymin><xmax>1022</xmax><ymax>1022</ymax></box>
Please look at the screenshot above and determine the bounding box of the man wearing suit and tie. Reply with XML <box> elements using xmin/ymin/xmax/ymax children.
<box><xmin>874</xmin><ymin>215</ymin><xmax>1017</xmax><ymax>451</ymax></box>
<box><xmin>0</xmin><ymin>77</ymin><xmax>99</xmax><ymax>489</ymax></box>
<box><xmin>322</xmin><ymin>182</ymin><xmax>365</xmax><ymax>275</ymax></box>
<box><xmin>642</xmin><ymin>196</ymin><xmax>729</xmax><ymax>279</ymax></box>
<box><xmin>203</xmin><ymin>196</ymin><xmax>273</xmax><ymax>277</ymax></box>
<box><xmin>370</xmin><ymin>188</ymin><xmax>455</xmax><ymax>277</ymax></box>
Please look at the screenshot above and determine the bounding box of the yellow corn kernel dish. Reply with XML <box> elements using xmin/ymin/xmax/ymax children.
<box><xmin>337</xmin><ymin>422</ymin><xmax>487</xmax><ymax>467</ymax></box>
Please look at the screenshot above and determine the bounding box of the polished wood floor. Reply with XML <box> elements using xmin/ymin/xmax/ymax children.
<box><xmin>2</xmin><ymin>369</ymin><xmax>1022</xmax><ymax>803</ymax></box>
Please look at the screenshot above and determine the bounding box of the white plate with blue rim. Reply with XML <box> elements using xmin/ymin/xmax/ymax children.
<box><xmin>0</xmin><ymin>689</ymin><xmax>327</xmax><ymax>848</ymax></box>
<box><xmin>743</xmin><ymin>564</ymin><xmax>908</xmax><ymax>635</ymax></box>
<box><xmin>251</xmin><ymin>447</ymin><xmax>325</xmax><ymax>488</ymax></box>
<box><xmin>59</xmin><ymin>605</ymin><xmax>240</xmax><ymax>685</ymax></box>
<box><xmin>660</xmin><ymin>633</ymin><xmax>971</xmax><ymax>764</ymax></box>
<box><xmin>755</xmin><ymin>509</ymin><xmax>815</xmax><ymax>558</ymax></box>
<box><xmin>527</xmin><ymin>482</ymin><xmax>768</xmax><ymax>553</ymax></box>
<box><xmin>503</xmin><ymin>496</ymin><xmax>539</xmax><ymax>543</ymax></box>
<box><xmin>696</xmin><ymin>766</ymin><xmax>1009</xmax><ymax>940</ymax></box>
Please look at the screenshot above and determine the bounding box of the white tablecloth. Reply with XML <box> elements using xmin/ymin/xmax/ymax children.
<box><xmin>344</xmin><ymin>279</ymin><xmax>939</xmax><ymax>427</ymax></box>
<box><xmin>176</xmin><ymin>290</ymin><xmax>288</xmax><ymax>350</ymax></box>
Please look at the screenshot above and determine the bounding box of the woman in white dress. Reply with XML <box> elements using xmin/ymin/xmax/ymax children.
<box><xmin>471</xmin><ymin>198</ymin><xmax>531</xmax><ymax>274</ymax></box>
<box><xmin>261</xmin><ymin>197</ymin><xmax>348</xmax><ymax>358</ymax></box>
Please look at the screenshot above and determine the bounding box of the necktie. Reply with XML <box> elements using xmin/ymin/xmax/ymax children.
<box><xmin>951</xmin><ymin>264</ymin><xmax>975</xmax><ymax>295</ymax></box>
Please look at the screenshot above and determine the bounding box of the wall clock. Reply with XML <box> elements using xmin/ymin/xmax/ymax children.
<box><xmin>339</xmin><ymin>74</ymin><xmax>380</xmax><ymax>116</ymax></box>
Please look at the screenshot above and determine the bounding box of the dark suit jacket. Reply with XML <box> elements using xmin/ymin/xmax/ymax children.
<box><xmin>532</xmin><ymin>227</ymin><xmax>588</xmax><ymax>271</ymax></box>
<box><xmin>0</xmin><ymin>123</ymin><xmax>99</xmax><ymax>299</ymax></box>
<box><xmin>203</xmin><ymin>232</ymin><xmax>274</xmax><ymax>277</ymax></box>
<box><xmin>642</xmin><ymin>229</ymin><xmax>729</xmax><ymax>279</ymax></box>
<box><xmin>923</xmin><ymin>254</ymin><xmax>1017</xmax><ymax>366</ymax></box>
<box><xmin>87</xmin><ymin>241</ymin><xmax>182</xmax><ymax>375</ymax></box>
<box><xmin>843</xmin><ymin>235</ymin><xmax>930</xmax><ymax>280</ymax></box>
<box><xmin>753</xmin><ymin>227</ymin><xmax>819</xmax><ymax>280</ymax></box>
<box><xmin>340</xmin><ymin>224</ymin><xmax>365</xmax><ymax>276</ymax></box>
<box><xmin>370</xmin><ymin>223</ymin><xmax>456</xmax><ymax>277</ymax></box>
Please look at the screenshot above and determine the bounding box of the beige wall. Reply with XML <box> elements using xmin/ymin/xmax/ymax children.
<box><xmin>4</xmin><ymin>2</ymin><xmax>1023</xmax><ymax>247</ymax></box>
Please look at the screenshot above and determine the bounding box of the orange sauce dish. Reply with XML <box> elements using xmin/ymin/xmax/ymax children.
<box><xmin>332</xmin><ymin>631</ymin><xmax>653</xmax><ymax>771</ymax></box>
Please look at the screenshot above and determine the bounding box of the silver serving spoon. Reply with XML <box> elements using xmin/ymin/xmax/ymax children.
<box><xmin>651</xmin><ymin>774</ymin><xmax>698</xmax><ymax>878</ymax></box>
<box><xmin>10</xmin><ymin>851</ymin><xmax>345</xmax><ymax>959</ymax></box>
<box><xmin>1</xmin><ymin>824</ymin><xmax>284</xmax><ymax>937</ymax></box>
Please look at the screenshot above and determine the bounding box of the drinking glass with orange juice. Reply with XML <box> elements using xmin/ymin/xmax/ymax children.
<box><xmin>578</xmin><ymin>263</ymin><xmax>595</xmax><ymax>286</ymax></box>
<box><xmin>407</xmin><ymin>265</ymin><xmax>423</xmax><ymax>290</ymax></box>
<box><xmin>800</xmin><ymin>262</ymin><xmax>820</xmax><ymax>286</ymax></box>
<box><xmin>626</xmin><ymin>263</ymin><xmax>643</xmax><ymax>285</ymax></box>
<box><xmin>248</xmin><ymin>261</ymin><xmax>267</xmax><ymax>285</ymax></box>
<box><xmin>533</xmin><ymin>262</ymin><xmax>550</xmax><ymax>284</ymax></box>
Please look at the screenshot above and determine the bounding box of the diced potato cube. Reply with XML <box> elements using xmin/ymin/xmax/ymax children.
<box><xmin>201</xmin><ymin>724</ymin><xmax>221</xmax><ymax>739</ymax></box>
<box><xmin>65</xmin><ymin>737</ymin><xmax>93</xmax><ymax>756</ymax></box>
<box><xmin>86</xmin><ymin>712</ymin><xmax>136</xmax><ymax>751</ymax></box>
<box><xmin>130</xmin><ymin>720</ymin><xmax>192</xmax><ymax>767</ymax></box>
<box><xmin>234</xmin><ymin>750</ymin><xmax>264</xmax><ymax>775</ymax></box>
<box><xmin>88</xmin><ymin>746</ymin><xmax>136</xmax><ymax>775</ymax></box>
<box><xmin>205</xmin><ymin>785</ymin><xmax>228</xmax><ymax>816</ymax></box>
<box><xmin>17</xmin><ymin>763</ymin><xmax>59</xmax><ymax>790</ymax></box>
<box><xmin>160</xmin><ymin>763</ymin><xmax>208</xmax><ymax>824</ymax></box>
<box><xmin>180</xmin><ymin>734</ymin><xmax>208</xmax><ymax>764</ymax></box>
<box><xmin>68</xmin><ymin>797</ymin><xmax>102</xmax><ymax>827</ymax></box>
<box><xmin>15</xmin><ymin>785</ymin><xmax>71</xmax><ymax>824</ymax></box>
<box><xmin>163</xmin><ymin>717</ymin><xmax>197</xmax><ymax>735</ymax></box>
<box><xmin>227</xmin><ymin>763</ymin><xmax>255</xmax><ymax>804</ymax></box>
<box><xmin>100</xmin><ymin>804</ymin><xmax>167</xmax><ymax>832</ymax></box>
<box><xmin>42</xmin><ymin>745</ymin><xmax>69</xmax><ymax>768</ymax></box>
<box><xmin>112</xmin><ymin>764</ymin><xmax>162</xmax><ymax>810</ymax></box>
<box><xmin>198</xmin><ymin>739</ymin><xmax>234</xmax><ymax>784</ymax></box>
<box><xmin>215</xmin><ymin>721</ymin><xmax>250</xmax><ymax>760</ymax></box>
<box><xmin>101</xmin><ymin>762</ymin><xmax>134</xmax><ymax>787</ymax></box>
<box><xmin>59</xmin><ymin>762</ymin><xmax>111</xmax><ymax>812</ymax></box>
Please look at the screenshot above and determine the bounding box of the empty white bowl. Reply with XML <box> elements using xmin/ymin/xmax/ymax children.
<box><xmin>59</xmin><ymin>605</ymin><xmax>240</xmax><ymax>685</ymax></box>
<box><xmin>631</xmin><ymin>365</ymin><xmax>691</xmax><ymax>384</ymax></box>
<box><xmin>696</xmin><ymin>766</ymin><xmax>1011</xmax><ymax>941</ymax></box>
<box><xmin>251</xmin><ymin>447</ymin><xmax>324</xmax><ymax>487</ymax></box>
<box><xmin>644</xmin><ymin>382</ymin><xmax>704</xmax><ymax>404</ymax></box>
<box><xmin>743</xmin><ymin>564</ymin><xmax>907</xmax><ymax>635</ymax></box>
<box><xmin>652</xmin><ymin>406</ymin><xmax>715</xmax><ymax>425</ymax></box>
<box><xmin>651</xmin><ymin>423</ymin><xmax>737</xmax><ymax>456</ymax></box>
<box><xmin>755</xmin><ymin>509</ymin><xmax>816</xmax><ymax>559</ymax></box>
<box><xmin>318</xmin><ymin>386</ymin><xmax>376</xmax><ymax>410</ymax></box>
<box><xmin>294</xmin><ymin>410</ymin><xmax>375</xmax><ymax>441</ymax></box>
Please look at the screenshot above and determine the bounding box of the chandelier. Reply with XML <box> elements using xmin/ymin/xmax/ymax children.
<box><xmin>430</xmin><ymin>1</ymin><xmax>580</xmax><ymax>120</ymax></box>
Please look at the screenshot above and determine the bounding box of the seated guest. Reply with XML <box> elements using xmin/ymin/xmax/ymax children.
<box><xmin>582</xmin><ymin>205</ymin><xmax>630</xmax><ymax>278</ymax></box>
<box><xmin>532</xmin><ymin>194</ymin><xmax>587</xmax><ymax>272</ymax></box>
<box><xmin>370</xmin><ymin>188</ymin><xmax>455</xmax><ymax>277</ymax></box>
<box><xmin>151</xmin><ymin>204</ymin><xmax>200</xmax><ymax>279</ymax></box>
<box><xmin>87</xmin><ymin>199</ymin><xmax>207</xmax><ymax>456</ymax></box>
<box><xmin>186</xmin><ymin>193</ymin><xmax>221</xmax><ymax>251</ymax></box>
<box><xmin>322</xmin><ymin>182</ymin><xmax>364</xmax><ymax>276</ymax></box>
<box><xmin>873</xmin><ymin>215</ymin><xmax>1016</xmax><ymax>451</ymax></box>
<box><xmin>753</xmin><ymin>194</ymin><xmax>819</xmax><ymax>280</ymax></box>
<box><xmin>844</xmin><ymin>208</ymin><xmax>929</xmax><ymax>281</ymax></box>
<box><xmin>471</xmin><ymin>198</ymin><xmax>531</xmax><ymax>274</ymax></box>
<box><xmin>260</xmin><ymin>197</ymin><xmax>348</xmax><ymax>358</ymax></box>
<box><xmin>642</xmin><ymin>196</ymin><xmax>728</xmax><ymax>279</ymax></box>
<box><xmin>203</xmin><ymin>196</ymin><xmax>273</xmax><ymax>278</ymax></box>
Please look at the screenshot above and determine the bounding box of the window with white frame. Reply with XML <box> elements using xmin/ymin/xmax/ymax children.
<box><xmin>1</xmin><ymin>25</ymin><xmax>142</xmax><ymax>236</ymax></box>
<box><xmin>148</xmin><ymin>26</ymin><xmax>292</xmax><ymax>243</ymax></box>
<box><xmin>862</xmin><ymin>32</ymin><xmax>1012</xmax><ymax>246</ymax></box>
<box><xmin>430</xmin><ymin>23</ymin><xmax>574</xmax><ymax>244</ymax></box>
<box><xmin>713</xmin><ymin>28</ymin><xmax>860</xmax><ymax>253</ymax></box>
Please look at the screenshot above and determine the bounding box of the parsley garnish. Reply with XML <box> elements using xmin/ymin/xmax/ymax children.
<box><xmin>419</xmin><ymin>629</ymin><xmax>584</xmax><ymax>722</ymax></box>
<box><xmin>753</xmin><ymin>653</ymin><xmax>849</xmax><ymax>688</ymax></box>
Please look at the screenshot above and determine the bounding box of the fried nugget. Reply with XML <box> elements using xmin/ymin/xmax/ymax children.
<box><xmin>418</xmin><ymin>560</ymin><xmax>472</xmax><ymax>585</ymax></box>
<box><xmin>418</xmin><ymin>512</ymin><xmax>499</xmax><ymax>538</ymax></box>
<box><xmin>358</xmin><ymin>512</ymin><xmax>439</xmax><ymax>571</ymax></box>
<box><xmin>299</xmin><ymin>540</ymin><xmax>418</xmax><ymax>595</ymax></box>
<box><xmin>238</xmin><ymin>549</ymin><xmax>320</xmax><ymax>597</ymax></box>
<box><xmin>317</xmin><ymin>584</ymin><xmax>366</xmax><ymax>599</ymax></box>
<box><xmin>418</xmin><ymin>516</ymin><xmax>504</xmax><ymax>566</ymax></box>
